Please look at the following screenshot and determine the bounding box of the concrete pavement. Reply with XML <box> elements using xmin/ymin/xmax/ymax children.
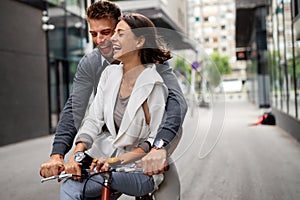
<box><xmin>1</xmin><ymin>99</ymin><xmax>300</xmax><ymax>200</ymax></box>
<box><xmin>176</xmin><ymin>99</ymin><xmax>300</xmax><ymax>200</ymax></box>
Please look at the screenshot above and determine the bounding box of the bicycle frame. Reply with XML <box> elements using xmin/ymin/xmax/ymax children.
<box><xmin>100</xmin><ymin>159</ymin><xmax>152</xmax><ymax>200</ymax></box>
<box><xmin>101</xmin><ymin>171</ymin><xmax>112</xmax><ymax>200</ymax></box>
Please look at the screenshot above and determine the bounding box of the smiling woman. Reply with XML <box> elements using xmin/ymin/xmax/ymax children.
<box><xmin>111</xmin><ymin>13</ymin><xmax>171</xmax><ymax>67</ymax></box>
<box><xmin>60</xmin><ymin>13</ymin><xmax>172</xmax><ymax>199</ymax></box>
<box><xmin>111</xmin><ymin>20</ymin><xmax>140</xmax><ymax>63</ymax></box>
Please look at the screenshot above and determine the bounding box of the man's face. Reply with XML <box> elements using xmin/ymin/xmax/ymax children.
<box><xmin>88</xmin><ymin>18</ymin><xmax>116</xmax><ymax>60</ymax></box>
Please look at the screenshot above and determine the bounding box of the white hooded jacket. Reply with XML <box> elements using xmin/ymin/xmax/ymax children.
<box><xmin>76</xmin><ymin>63</ymin><xmax>168</xmax><ymax>157</ymax></box>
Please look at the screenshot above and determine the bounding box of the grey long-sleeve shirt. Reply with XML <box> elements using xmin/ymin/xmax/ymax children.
<box><xmin>51</xmin><ymin>48</ymin><xmax>187</xmax><ymax>156</ymax></box>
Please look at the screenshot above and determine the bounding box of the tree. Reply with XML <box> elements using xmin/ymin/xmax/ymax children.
<box><xmin>174</xmin><ymin>57</ymin><xmax>191</xmax><ymax>82</ymax></box>
<box><xmin>210</xmin><ymin>51</ymin><xmax>231</xmax><ymax>75</ymax></box>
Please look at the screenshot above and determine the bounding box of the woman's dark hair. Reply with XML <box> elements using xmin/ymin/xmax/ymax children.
<box><xmin>121</xmin><ymin>13</ymin><xmax>172</xmax><ymax>64</ymax></box>
<box><xmin>87</xmin><ymin>0</ymin><xmax>121</xmax><ymax>26</ymax></box>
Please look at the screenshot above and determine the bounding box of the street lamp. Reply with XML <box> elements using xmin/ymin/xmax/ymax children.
<box><xmin>42</xmin><ymin>10</ymin><xmax>55</xmax><ymax>31</ymax></box>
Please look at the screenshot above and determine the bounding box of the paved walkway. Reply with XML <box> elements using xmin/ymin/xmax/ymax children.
<box><xmin>0</xmin><ymin>99</ymin><xmax>299</xmax><ymax>200</ymax></box>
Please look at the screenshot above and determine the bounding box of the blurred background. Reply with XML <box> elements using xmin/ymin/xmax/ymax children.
<box><xmin>1</xmin><ymin>0</ymin><xmax>299</xmax><ymax>146</ymax></box>
<box><xmin>0</xmin><ymin>0</ymin><xmax>300</xmax><ymax>199</ymax></box>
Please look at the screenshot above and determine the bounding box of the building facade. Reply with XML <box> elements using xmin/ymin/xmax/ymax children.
<box><xmin>0</xmin><ymin>0</ymin><xmax>192</xmax><ymax>146</ymax></box>
<box><xmin>0</xmin><ymin>0</ymin><xmax>87</xmax><ymax>146</ymax></box>
<box><xmin>267</xmin><ymin>0</ymin><xmax>300</xmax><ymax>140</ymax></box>
<box><xmin>236</xmin><ymin>0</ymin><xmax>300</xmax><ymax>141</ymax></box>
<box><xmin>187</xmin><ymin>0</ymin><xmax>237</xmax><ymax>69</ymax></box>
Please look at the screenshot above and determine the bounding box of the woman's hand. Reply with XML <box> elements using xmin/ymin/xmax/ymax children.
<box><xmin>64</xmin><ymin>159</ymin><xmax>82</xmax><ymax>182</ymax></box>
<box><xmin>64</xmin><ymin>142</ymin><xmax>86</xmax><ymax>181</ymax></box>
<box><xmin>90</xmin><ymin>158</ymin><xmax>110</xmax><ymax>173</ymax></box>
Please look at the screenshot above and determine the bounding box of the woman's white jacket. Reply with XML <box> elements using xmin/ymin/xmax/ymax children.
<box><xmin>76</xmin><ymin>64</ymin><xmax>168</xmax><ymax>157</ymax></box>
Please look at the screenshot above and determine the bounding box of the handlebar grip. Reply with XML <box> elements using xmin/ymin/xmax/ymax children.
<box><xmin>107</xmin><ymin>157</ymin><xmax>120</xmax><ymax>164</ymax></box>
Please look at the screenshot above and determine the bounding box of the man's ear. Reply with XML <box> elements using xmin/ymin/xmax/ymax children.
<box><xmin>136</xmin><ymin>36</ymin><xmax>145</xmax><ymax>49</ymax></box>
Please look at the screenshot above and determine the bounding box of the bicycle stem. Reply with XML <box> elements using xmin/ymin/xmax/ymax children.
<box><xmin>101</xmin><ymin>172</ymin><xmax>112</xmax><ymax>200</ymax></box>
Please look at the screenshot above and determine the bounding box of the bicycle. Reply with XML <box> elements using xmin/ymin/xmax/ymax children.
<box><xmin>41</xmin><ymin>152</ymin><xmax>178</xmax><ymax>200</ymax></box>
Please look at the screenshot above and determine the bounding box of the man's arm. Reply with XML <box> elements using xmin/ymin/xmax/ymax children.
<box><xmin>141</xmin><ymin>62</ymin><xmax>187</xmax><ymax>175</ymax></box>
<box><xmin>154</xmin><ymin>62</ymin><xmax>187</xmax><ymax>149</ymax></box>
<box><xmin>51</xmin><ymin>56</ymin><xmax>96</xmax><ymax>156</ymax></box>
<box><xmin>51</xmin><ymin>96</ymin><xmax>77</xmax><ymax>156</ymax></box>
<box><xmin>40</xmin><ymin>49</ymin><xmax>102</xmax><ymax>178</ymax></box>
<box><xmin>51</xmin><ymin>49</ymin><xmax>105</xmax><ymax>156</ymax></box>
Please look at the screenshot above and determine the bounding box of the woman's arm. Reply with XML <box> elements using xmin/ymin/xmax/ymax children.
<box><xmin>117</xmin><ymin>81</ymin><xmax>168</xmax><ymax>165</ymax></box>
<box><xmin>64</xmin><ymin>142</ymin><xmax>87</xmax><ymax>181</ymax></box>
<box><xmin>75</xmin><ymin>65</ymin><xmax>113</xmax><ymax>149</ymax></box>
<box><xmin>118</xmin><ymin>147</ymin><xmax>147</xmax><ymax>164</ymax></box>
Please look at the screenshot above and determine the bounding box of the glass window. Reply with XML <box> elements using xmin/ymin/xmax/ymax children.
<box><xmin>48</xmin><ymin>6</ymin><xmax>66</xmax><ymax>59</ymax></box>
<box><xmin>269</xmin><ymin>0</ymin><xmax>299</xmax><ymax>119</ymax></box>
<box><xmin>66</xmin><ymin>0</ymin><xmax>85</xmax><ymax>16</ymax></box>
<box><xmin>67</xmin><ymin>13</ymin><xmax>86</xmax><ymax>81</ymax></box>
<box><xmin>47</xmin><ymin>0</ymin><xmax>64</xmax><ymax>7</ymax></box>
<box><xmin>297</xmin><ymin>42</ymin><xmax>300</xmax><ymax>118</ymax></box>
<box><xmin>283</xmin><ymin>2</ymin><xmax>296</xmax><ymax>117</ymax></box>
<box><xmin>46</xmin><ymin>0</ymin><xmax>87</xmax><ymax>129</ymax></box>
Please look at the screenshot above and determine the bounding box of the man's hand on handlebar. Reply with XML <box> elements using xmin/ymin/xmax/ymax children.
<box><xmin>141</xmin><ymin>148</ymin><xmax>167</xmax><ymax>176</ymax></box>
<box><xmin>40</xmin><ymin>154</ymin><xmax>65</xmax><ymax>178</ymax></box>
<box><xmin>40</xmin><ymin>146</ymin><xmax>168</xmax><ymax>183</ymax></box>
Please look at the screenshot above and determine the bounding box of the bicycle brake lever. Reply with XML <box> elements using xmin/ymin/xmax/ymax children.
<box><xmin>41</xmin><ymin>171</ymin><xmax>73</xmax><ymax>183</ymax></box>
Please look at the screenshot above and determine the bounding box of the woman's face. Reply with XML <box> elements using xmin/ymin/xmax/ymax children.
<box><xmin>111</xmin><ymin>20</ymin><xmax>140</xmax><ymax>62</ymax></box>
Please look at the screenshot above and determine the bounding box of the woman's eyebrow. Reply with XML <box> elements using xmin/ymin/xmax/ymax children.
<box><xmin>115</xmin><ymin>28</ymin><xmax>125</xmax><ymax>33</ymax></box>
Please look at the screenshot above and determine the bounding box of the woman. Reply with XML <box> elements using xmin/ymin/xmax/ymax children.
<box><xmin>60</xmin><ymin>13</ymin><xmax>172</xmax><ymax>199</ymax></box>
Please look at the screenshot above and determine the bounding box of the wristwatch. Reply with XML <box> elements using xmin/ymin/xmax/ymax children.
<box><xmin>74</xmin><ymin>151</ymin><xmax>86</xmax><ymax>162</ymax></box>
<box><xmin>152</xmin><ymin>139</ymin><xmax>169</xmax><ymax>150</ymax></box>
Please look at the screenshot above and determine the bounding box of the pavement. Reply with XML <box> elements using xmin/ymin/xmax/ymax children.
<box><xmin>1</xmin><ymin>97</ymin><xmax>300</xmax><ymax>200</ymax></box>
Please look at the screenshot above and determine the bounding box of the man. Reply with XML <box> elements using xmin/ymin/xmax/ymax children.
<box><xmin>40</xmin><ymin>0</ymin><xmax>187</xmax><ymax>179</ymax></box>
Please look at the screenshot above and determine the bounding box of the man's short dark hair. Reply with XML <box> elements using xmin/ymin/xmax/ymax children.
<box><xmin>87</xmin><ymin>0</ymin><xmax>121</xmax><ymax>25</ymax></box>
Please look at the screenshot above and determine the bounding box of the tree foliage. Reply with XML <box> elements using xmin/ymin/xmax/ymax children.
<box><xmin>210</xmin><ymin>51</ymin><xmax>232</xmax><ymax>75</ymax></box>
<box><xmin>174</xmin><ymin>57</ymin><xmax>191</xmax><ymax>82</ymax></box>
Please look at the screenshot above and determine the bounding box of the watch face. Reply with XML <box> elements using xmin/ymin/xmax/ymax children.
<box><xmin>154</xmin><ymin>139</ymin><xmax>165</xmax><ymax>149</ymax></box>
<box><xmin>74</xmin><ymin>151</ymin><xmax>85</xmax><ymax>162</ymax></box>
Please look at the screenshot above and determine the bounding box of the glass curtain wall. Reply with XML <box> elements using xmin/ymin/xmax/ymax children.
<box><xmin>47</xmin><ymin>0</ymin><xmax>87</xmax><ymax>129</ymax></box>
<box><xmin>268</xmin><ymin>0</ymin><xmax>299</xmax><ymax>119</ymax></box>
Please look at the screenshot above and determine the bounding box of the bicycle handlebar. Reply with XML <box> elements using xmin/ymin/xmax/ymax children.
<box><xmin>41</xmin><ymin>171</ymin><xmax>73</xmax><ymax>183</ymax></box>
<box><xmin>41</xmin><ymin>152</ymin><xmax>168</xmax><ymax>183</ymax></box>
<box><xmin>40</xmin><ymin>162</ymin><xmax>143</xmax><ymax>183</ymax></box>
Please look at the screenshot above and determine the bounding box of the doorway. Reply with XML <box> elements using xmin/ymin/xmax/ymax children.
<box><xmin>49</xmin><ymin>59</ymin><xmax>70</xmax><ymax>131</ymax></box>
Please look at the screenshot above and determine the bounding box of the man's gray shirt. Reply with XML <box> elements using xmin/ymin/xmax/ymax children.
<box><xmin>51</xmin><ymin>48</ymin><xmax>187</xmax><ymax>156</ymax></box>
